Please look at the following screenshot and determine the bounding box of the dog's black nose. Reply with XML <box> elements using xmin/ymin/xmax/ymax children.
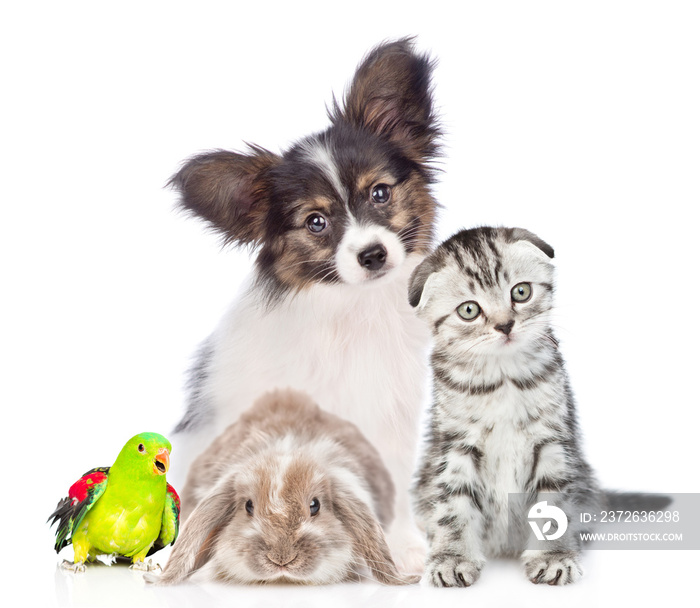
<box><xmin>357</xmin><ymin>244</ymin><xmax>387</xmax><ymax>271</ymax></box>
<box><xmin>494</xmin><ymin>320</ymin><xmax>515</xmax><ymax>335</ymax></box>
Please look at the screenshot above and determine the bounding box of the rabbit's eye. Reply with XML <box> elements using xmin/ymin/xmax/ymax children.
<box><xmin>310</xmin><ymin>498</ymin><xmax>320</xmax><ymax>517</ymax></box>
<box><xmin>245</xmin><ymin>499</ymin><xmax>254</xmax><ymax>516</ymax></box>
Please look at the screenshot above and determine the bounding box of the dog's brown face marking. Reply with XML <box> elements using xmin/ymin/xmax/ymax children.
<box><xmin>256</xmin><ymin>125</ymin><xmax>439</xmax><ymax>294</ymax></box>
<box><xmin>271</xmin><ymin>194</ymin><xmax>340</xmax><ymax>290</ymax></box>
<box><xmin>388</xmin><ymin>174</ymin><xmax>437</xmax><ymax>254</ymax></box>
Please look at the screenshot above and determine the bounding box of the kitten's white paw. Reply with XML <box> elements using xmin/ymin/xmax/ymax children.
<box><xmin>422</xmin><ymin>553</ymin><xmax>484</xmax><ymax>587</ymax></box>
<box><xmin>386</xmin><ymin>526</ymin><xmax>427</xmax><ymax>575</ymax></box>
<box><xmin>522</xmin><ymin>550</ymin><xmax>583</xmax><ymax>585</ymax></box>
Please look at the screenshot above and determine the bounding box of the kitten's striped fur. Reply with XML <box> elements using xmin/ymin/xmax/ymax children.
<box><xmin>409</xmin><ymin>227</ymin><xmax>599</xmax><ymax>586</ymax></box>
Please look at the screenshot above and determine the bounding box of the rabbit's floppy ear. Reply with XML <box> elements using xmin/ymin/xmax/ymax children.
<box><xmin>331</xmin><ymin>487</ymin><xmax>419</xmax><ymax>585</ymax></box>
<box><xmin>157</xmin><ymin>473</ymin><xmax>238</xmax><ymax>584</ymax></box>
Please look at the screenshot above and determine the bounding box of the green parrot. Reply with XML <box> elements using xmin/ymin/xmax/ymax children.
<box><xmin>48</xmin><ymin>432</ymin><xmax>180</xmax><ymax>571</ymax></box>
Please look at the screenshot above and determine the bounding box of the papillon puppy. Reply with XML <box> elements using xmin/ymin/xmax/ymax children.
<box><xmin>170</xmin><ymin>38</ymin><xmax>441</xmax><ymax>573</ymax></box>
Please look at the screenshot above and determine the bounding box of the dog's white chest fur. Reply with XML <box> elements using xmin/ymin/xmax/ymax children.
<box><xmin>179</xmin><ymin>255</ymin><xmax>431</xmax><ymax>481</ymax></box>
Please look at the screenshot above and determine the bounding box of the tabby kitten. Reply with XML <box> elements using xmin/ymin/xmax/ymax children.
<box><xmin>409</xmin><ymin>226</ymin><xmax>599</xmax><ymax>587</ymax></box>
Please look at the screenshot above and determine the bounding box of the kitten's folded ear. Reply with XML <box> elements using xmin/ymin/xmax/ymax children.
<box><xmin>408</xmin><ymin>255</ymin><xmax>439</xmax><ymax>308</ymax></box>
<box><xmin>168</xmin><ymin>146</ymin><xmax>281</xmax><ymax>247</ymax></box>
<box><xmin>330</xmin><ymin>37</ymin><xmax>440</xmax><ymax>165</ymax></box>
<box><xmin>507</xmin><ymin>228</ymin><xmax>555</xmax><ymax>259</ymax></box>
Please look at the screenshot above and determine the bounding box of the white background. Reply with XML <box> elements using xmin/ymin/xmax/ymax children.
<box><xmin>2</xmin><ymin>1</ymin><xmax>699</xmax><ymax>606</ymax></box>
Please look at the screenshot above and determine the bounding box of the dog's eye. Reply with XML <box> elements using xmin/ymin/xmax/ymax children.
<box><xmin>371</xmin><ymin>184</ymin><xmax>391</xmax><ymax>205</ymax></box>
<box><xmin>306</xmin><ymin>213</ymin><xmax>328</xmax><ymax>234</ymax></box>
<box><xmin>245</xmin><ymin>499</ymin><xmax>254</xmax><ymax>515</ymax></box>
<box><xmin>310</xmin><ymin>498</ymin><xmax>321</xmax><ymax>516</ymax></box>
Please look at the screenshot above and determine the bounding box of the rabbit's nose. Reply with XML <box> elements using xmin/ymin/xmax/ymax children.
<box><xmin>267</xmin><ymin>551</ymin><xmax>298</xmax><ymax>567</ymax></box>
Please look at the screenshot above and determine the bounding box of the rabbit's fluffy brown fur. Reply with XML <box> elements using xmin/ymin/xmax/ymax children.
<box><xmin>158</xmin><ymin>390</ymin><xmax>416</xmax><ymax>585</ymax></box>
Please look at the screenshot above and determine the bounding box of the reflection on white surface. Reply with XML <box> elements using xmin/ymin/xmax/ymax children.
<box><xmin>47</xmin><ymin>550</ymin><xmax>700</xmax><ymax>608</ymax></box>
<box><xmin>52</xmin><ymin>561</ymin><xmax>416</xmax><ymax>608</ymax></box>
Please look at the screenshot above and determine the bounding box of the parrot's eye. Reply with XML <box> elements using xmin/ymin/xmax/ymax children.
<box><xmin>138</xmin><ymin>443</ymin><xmax>145</xmax><ymax>453</ymax></box>
<box><xmin>245</xmin><ymin>499</ymin><xmax>254</xmax><ymax>516</ymax></box>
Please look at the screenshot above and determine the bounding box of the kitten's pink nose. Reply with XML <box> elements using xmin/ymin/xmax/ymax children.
<box><xmin>494</xmin><ymin>320</ymin><xmax>515</xmax><ymax>335</ymax></box>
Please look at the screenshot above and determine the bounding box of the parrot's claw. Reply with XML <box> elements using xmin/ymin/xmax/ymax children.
<box><xmin>61</xmin><ymin>559</ymin><xmax>86</xmax><ymax>573</ymax></box>
<box><xmin>129</xmin><ymin>559</ymin><xmax>160</xmax><ymax>572</ymax></box>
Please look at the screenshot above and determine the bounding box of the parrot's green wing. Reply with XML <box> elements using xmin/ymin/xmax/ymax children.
<box><xmin>147</xmin><ymin>483</ymin><xmax>181</xmax><ymax>556</ymax></box>
<box><xmin>161</xmin><ymin>483</ymin><xmax>181</xmax><ymax>546</ymax></box>
<box><xmin>48</xmin><ymin>467</ymin><xmax>110</xmax><ymax>552</ymax></box>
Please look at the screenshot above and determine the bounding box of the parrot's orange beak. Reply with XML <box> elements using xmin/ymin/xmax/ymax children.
<box><xmin>154</xmin><ymin>448</ymin><xmax>170</xmax><ymax>475</ymax></box>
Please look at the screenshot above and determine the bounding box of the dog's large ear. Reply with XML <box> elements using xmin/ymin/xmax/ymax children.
<box><xmin>155</xmin><ymin>474</ymin><xmax>238</xmax><ymax>585</ymax></box>
<box><xmin>168</xmin><ymin>146</ymin><xmax>281</xmax><ymax>246</ymax></box>
<box><xmin>331</xmin><ymin>38</ymin><xmax>440</xmax><ymax>163</ymax></box>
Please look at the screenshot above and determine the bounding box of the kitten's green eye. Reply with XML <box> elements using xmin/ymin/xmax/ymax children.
<box><xmin>457</xmin><ymin>301</ymin><xmax>481</xmax><ymax>321</ymax></box>
<box><xmin>511</xmin><ymin>282</ymin><xmax>532</xmax><ymax>303</ymax></box>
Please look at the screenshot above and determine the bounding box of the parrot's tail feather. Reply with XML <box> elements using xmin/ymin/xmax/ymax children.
<box><xmin>48</xmin><ymin>497</ymin><xmax>75</xmax><ymax>552</ymax></box>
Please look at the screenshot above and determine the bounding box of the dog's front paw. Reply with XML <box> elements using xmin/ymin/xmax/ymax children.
<box><xmin>522</xmin><ymin>550</ymin><xmax>582</xmax><ymax>585</ymax></box>
<box><xmin>422</xmin><ymin>553</ymin><xmax>484</xmax><ymax>587</ymax></box>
